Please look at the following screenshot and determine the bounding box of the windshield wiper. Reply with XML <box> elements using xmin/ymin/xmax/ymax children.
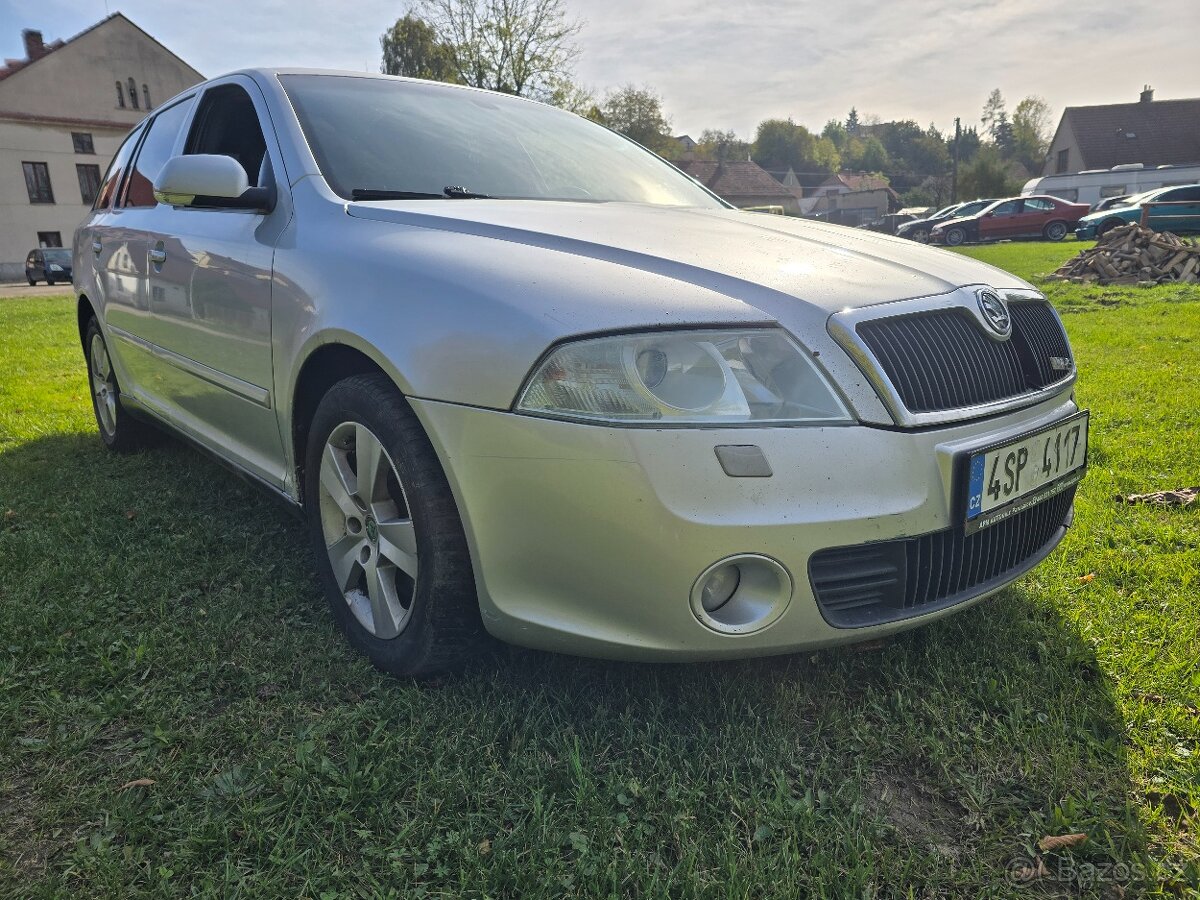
<box><xmin>351</xmin><ymin>189</ymin><xmax>445</xmax><ymax>201</ymax></box>
<box><xmin>442</xmin><ymin>185</ymin><xmax>491</xmax><ymax>199</ymax></box>
<box><xmin>350</xmin><ymin>186</ymin><xmax>493</xmax><ymax>201</ymax></box>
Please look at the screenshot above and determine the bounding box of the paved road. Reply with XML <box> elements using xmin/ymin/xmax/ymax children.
<box><xmin>0</xmin><ymin>282</ymin><xmax>72</xmax><ymax>299</ymax></box>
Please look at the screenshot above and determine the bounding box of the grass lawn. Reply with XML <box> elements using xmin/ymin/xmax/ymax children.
<box><xmin>1</xmin><ymin>240</ymin><xmax>1198</xmax><ymax>898</ymax></box>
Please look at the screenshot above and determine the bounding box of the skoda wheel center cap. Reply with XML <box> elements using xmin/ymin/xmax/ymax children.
<box><xmin>365</xmin><ymin>516</ymin><xmax>379</xmax><ymax>543</ymax></box>
<box><xmin>976</xmin><ymin>288</ymin><xmax>1011</xmax><ymax>336</ymax></box>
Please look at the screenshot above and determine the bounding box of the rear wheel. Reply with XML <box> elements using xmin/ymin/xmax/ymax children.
<box><xmin>84</xmin><ymin>317</ymin><xmax>158</xmax><ymax>452</ymax></box>
<box><xmin>304</xmin><ymin>374</ymin><xmax>484</xmax><ymax>677</ymax></box>
<box><xmin>1043</xmin><ymin>221</ymin><xmax>1068</xmax><ymax>241</ymax></box>
<box><xmin>944</xmin><ymin>226</ymin><xmax>967</xmax><ymax>246</ymax></box>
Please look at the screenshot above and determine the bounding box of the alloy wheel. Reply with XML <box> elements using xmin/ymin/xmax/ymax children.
<box><xmin>317</xmin><ymin>422</ymin><xmax>419</xmax><ymax>639</ymax></box>
<box><xmin>89</xmin><ymin>332</ymin><xmax>117</xmax><ymax>436</ymax></box>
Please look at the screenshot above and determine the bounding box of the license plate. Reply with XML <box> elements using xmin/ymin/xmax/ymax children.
<box><xmin>964</xmin><ymin>411</ymin><xmax>1088</xmax><ymax>533</ymax></box>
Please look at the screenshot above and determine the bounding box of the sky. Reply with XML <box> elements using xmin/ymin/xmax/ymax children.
<box><xmin>2</xmin><ymin>0</ymin><xmax>1197</xmax><ymax>140</ymax></box>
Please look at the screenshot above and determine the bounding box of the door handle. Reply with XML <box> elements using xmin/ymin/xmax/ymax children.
<box><xmin>149</xmin><ymin>247</ymin><xmax>167</xmax><ymax>265</ymax></box>
<box><xmin>92</xmin><ymin>240</ymin><xmax>102</xmax><ymax>254</ymax></box>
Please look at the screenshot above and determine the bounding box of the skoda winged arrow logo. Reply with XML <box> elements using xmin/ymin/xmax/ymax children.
<box><xmin>976</xmin><ymin>288</ymin><xmax>1011</xmax><ymax>337</ymax></box>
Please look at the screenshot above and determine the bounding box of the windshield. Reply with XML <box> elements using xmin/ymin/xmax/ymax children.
<box><xmin>42</xmin><ymin>248</ymin><xmax>71</xmax><ymax>263</ymax></box>
<box><xmin>281</xmin><ymin>75</ymin><xmax>724</xmax><ymax>208</ymax></box>
<box><xmin>930</xmin><ymin>205</ymin><xmax>958</xmax><ymax>219</ymax></box>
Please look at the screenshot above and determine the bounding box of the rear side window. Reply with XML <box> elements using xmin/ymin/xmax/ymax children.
<box><xmin>1024</xmin><ymin>198</ymin><xmax>1053</xmax><ymax>212</ymax></box>
<box><xmin>93</xmin><ymin>125</ymin><xmax>142</xmax><ymax>210</ymax></box>
<box><xmin>185</xmin><ymin>85</ymin><xmax>269</xmax><ymax>186</ymax></box>
<box><xmin>122</xmin><ymin>98</ymin><xmax>193</xmax><ymax>208</ymax></box>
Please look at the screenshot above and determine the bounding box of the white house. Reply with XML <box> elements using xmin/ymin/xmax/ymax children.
<box><xmin>0</xmin><ymin>14</ymin><xmax>202</xmax><ymax>280</ymax></box>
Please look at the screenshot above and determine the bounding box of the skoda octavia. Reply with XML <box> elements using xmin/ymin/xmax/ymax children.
<box><xmin>74</xmin><ymin>70</ymin><xmax>1087</xmax><ymax>675</ymax></box>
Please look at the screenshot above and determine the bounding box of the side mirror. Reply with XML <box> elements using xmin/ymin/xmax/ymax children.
<box><xmin>154</xmin><ymin>154</ymin><xmax>273</xmax><ymax>212</ymax></box>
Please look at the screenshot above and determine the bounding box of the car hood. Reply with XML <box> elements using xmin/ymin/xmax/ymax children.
<box><xmin>931</xmin><ymin>214</ymin><xmax>978</xmax><ymax>230</ymax></box>
<box><xmin>1080</xmin><ymin>207</ymin><xmax>1137</xmax><ymax>224</ymax></box>
<box><xmin>346</xmin><ymin>200</ymin><xmax>1031</xmax><ymax>313</ymax></box>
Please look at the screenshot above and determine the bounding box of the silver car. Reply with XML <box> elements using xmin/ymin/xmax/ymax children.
<box><xmin>74</xmin><ymin>70</ymin><xmax>1088</xmax><ymax>676</ymax></box>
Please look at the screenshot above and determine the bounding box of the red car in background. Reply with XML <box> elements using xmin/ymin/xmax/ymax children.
<box><xmin>930</xmin><ymin>195</ymin><xmax>1091</xmax><ymax>245</ymax></box>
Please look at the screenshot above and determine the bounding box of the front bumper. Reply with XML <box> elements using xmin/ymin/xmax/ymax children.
<box><xmin>1075</xmin><ymin>223</ymin><xmax>1098</xmax><ymax>240</ymax></box>
<box><xmin>411</xmin><ymin>392</ymin><xmax>1080</xmax><ymax>661</ymax></box>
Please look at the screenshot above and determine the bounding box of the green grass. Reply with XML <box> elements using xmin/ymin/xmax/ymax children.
<box><xmin>2</xmin><ymin>242</ymin><xmax>1198</xmax><ymax>897</ymax></box>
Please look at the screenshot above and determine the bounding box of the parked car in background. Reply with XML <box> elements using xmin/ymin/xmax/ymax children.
<box><xmin>857</xmin><ymin>212</ymin><xmax>917</xmax><ymax>235</ymax></box>
<box><xmin>1074</xmin><ymin>184</ymin><xmax>1200</xmax><ymax>239</ymax></box>
<box><xmin>75</xmin><ymin>69</ymin><xmax>1087</xmax><ymax>676</ymax></box>
<box><xmin>931</xmin><ymin>195</ymin><xmax>1090</xmax><ymax>245</ymax></box>
<box><xmin>24</xmin><ymin>247</ymin><xmax>73</xmax><ymax>285</ymax></box>
<box><xmin>1091</xmin><ymin>195</ymin><xmax>1130</xmax><ymax>212</ymax></box>
<box><xmin>896</xmin><ymin>199</ymin><xmax>998</xmax><ymax>243</ymax></box>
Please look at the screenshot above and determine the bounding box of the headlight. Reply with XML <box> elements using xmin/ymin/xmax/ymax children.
<box><xmin>49</xmin><ymin>263</ymin><xmax>64</xmax><ymax>271</ymax></box>
<box><xmin>516</xmin><ymin>328</ymin><xmax>850</xmax><ymax>425</ymax></box>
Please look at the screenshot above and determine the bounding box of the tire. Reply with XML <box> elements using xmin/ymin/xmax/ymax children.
<box><xmin>911</xmin><ymin>228</ymin><xmax>930</xmax><ymax>243</ymax></box>
<box><xmin>1043</xmin><ymin>221</ymin><xmax>1068</xmax><ymax>242</ymax></box>
<box><xmin>83</xmin><ymin>317</ymin><xmax>158</xmax><ymax>452</ymax></box>
<box><xmin>26</xmin><ymin>277</ymin><xmax>36</xmax><ymax>286</ymax></box>
<box><xmin>304</xmin><ymin>373</ymin><xmax>484</xmax><ymax>677</ymax></box>
<box><xmin>944</xmin><ymin>226</ymin><xmax>967</xmax><ymax>247</ymax></box>
<box><xmin>1096</xmin><ymin>219</ymin><xmax>1123</xmax><ymax>238</ymax></box>
<box><xmin>46</xmin><ymin>277</ymin><xmax>55</xmax><ymax>286</ymax></box>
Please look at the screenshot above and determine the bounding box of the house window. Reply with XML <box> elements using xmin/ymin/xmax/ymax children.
<box><xmin>1055</xmin><ymin>148</ymin><xmax>1069</xmax><ymax>174</ymax></box>
<box><xmin>142</xmin><ymin>84</ymin><xmax>151</xmax><ymax>109</ymax></box>
<box><xmin>128</xmin><ymin>77</ymin><xmax>139</xmax><ymax>109</ymax></box>
<box><xmin>72</xmin><ymin>132</ymin><xmax>95</xmax><ymax>154</ymax></box>
<box><xmin>37</xmin><ymin>231</ymin><xmax>63</xmax><ymax>248</ymax></box>
<box><xmin>77</xmin><ymin>163</ymin><xmax>102</xmax><ymax>205</ymax></box>
<box><xmin>22</xmin><ymin>161</ymin><xmax>54</xmax><ymax>203</ymax></box>
<box><xmin>116</xmin><ymin>81</ymin><xmax>125</xmax><ymax>108</ymax></box>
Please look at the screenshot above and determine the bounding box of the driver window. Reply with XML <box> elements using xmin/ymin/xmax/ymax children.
<box><xmin>991</xmin><ymin>200</ymin><xmax>1021</xmax><ymax>216</ymax></box>
<box><xmin>185</xmin><ymin>84</ymin><xmax>270</xmax><ymax>187</ymax></box>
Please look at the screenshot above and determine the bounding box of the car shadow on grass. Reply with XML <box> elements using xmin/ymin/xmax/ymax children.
<box><xmin>0</xmin><ymin>431</ymin><xmax>1176</xmax><ymax>897</ymax></box>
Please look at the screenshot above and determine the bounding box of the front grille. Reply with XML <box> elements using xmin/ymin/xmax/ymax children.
<box><xmin>809</xmin><ymin>487</ymin><xmax>1075</xmax><ymax>627</ymax></box>
<box><xmin>855</xmin><ymin>301</ymin><xmax>1072</xmax><ymax>414</ymax></box>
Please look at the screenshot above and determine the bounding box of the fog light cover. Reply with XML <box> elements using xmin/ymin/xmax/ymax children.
<box><xmin>690</xmin><ymin>554</ymin><xmax>792</xmax><ymax>634</ymax></box>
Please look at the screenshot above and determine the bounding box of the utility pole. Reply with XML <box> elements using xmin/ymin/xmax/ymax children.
<box><xmin>951</xmin><ymin>117</ymin><xmax>960</xmax><ymax>203</ymax></box>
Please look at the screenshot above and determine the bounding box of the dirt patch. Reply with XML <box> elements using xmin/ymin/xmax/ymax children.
<box><xmin>0</xmin><ymin>768</ymin><xmax>63</xmax><ymax>882</ymax></box>
<box><xmin>865</xmin><ymin>772</ymin><xmax>967</xmax><ymax>860</ymax></box>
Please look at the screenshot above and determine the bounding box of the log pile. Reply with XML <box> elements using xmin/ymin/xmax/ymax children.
<box><xmin>1050</xmin><ymin>224</ymin><xmax>1200</xmax><ymax>285</ymax></box>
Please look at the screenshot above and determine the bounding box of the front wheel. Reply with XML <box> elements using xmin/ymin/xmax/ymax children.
<box><xmin>1043</xmin><ymin>221</ymin><xmax>1068</xmax><ymax>241</ymax></box>
<box><xmin>944</xmin><ymin>226</ymin><xmax>967</xmax><ymax>246</ymax></box>
<box><xmin>26</xmin><ymin>277</ymin><xmax>36</xmax><ymax>286</ymax></box>
<box><xmin>1096</xmin><ymin>219</ymin><xmax>1122</xmax><ymax>238</ymax></box>
<box><xmin>304</xmin><ymin>374</ymin><xmax>484</xmax><ymax>677</ymax></box>
<box><xmin>46</xmin><ymin>277</ymin><xmax>55</xmax><ymax>286</ymax></box>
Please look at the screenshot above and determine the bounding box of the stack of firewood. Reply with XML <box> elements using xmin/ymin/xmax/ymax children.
<box><xmin>1049</xmin><ymin>224</ymin><xmax>1200</xmax><ymax>284</ymax></box>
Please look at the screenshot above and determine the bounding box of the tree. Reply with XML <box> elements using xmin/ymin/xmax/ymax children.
<box><xmin>752</xmin><ymin>118</ymin><xmax>839</xmax><ymax>178</ymax></box>
<box><xmin>696</xmin><ymin>129</ymin><xmax>751</xmax><ymax>161</ymax></box>
<box><xmin>381</xmin><ymin>14</ymin><xmax>459</xmax><ymax>82</ymax></box>
<box><xmin>980</xmin><ymin>88</ymin><xmax>1008</xmax><ymax>141</ymax></box>
<box><xmin>415</xmin><ymin>0</ymin><xmax>583</xmax><ymax>100</ymax></box>
<box><xmin>598</xmin><ymin>85</ymin><xmax>674</xmax><ymax>154</ymax></box>
<box><xmin>993</xmin><ymin>111</ymin><xmax>1015</xmax><ymax>156</ymax></box>
<box><xmin>845</xmin><ymin>107</ymin><xmax>860</xmax><ymax>135</ymax></box>
<box><xmin>857</xmin><ymin>136</ymin><xmax>889</xmax><ymax>172</ymax></box>
<box><xmin>957</xmin><ymin>146</ymin><xmax>1021</xmax><ymax>200</ymax></box>
<box><xmin>1012</xmin><ymin>96</ymin><xmax>1052</xmax><ymax>173</ymax></box>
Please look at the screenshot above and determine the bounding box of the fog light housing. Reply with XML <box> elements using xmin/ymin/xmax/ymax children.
<box><xmin>690</xmin><ymin>554</ymin><xmax>792</xmax><ymax>634</ymax></box>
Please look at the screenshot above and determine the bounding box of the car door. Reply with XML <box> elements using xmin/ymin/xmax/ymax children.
<box><xmin>981</xmin><ymin>199</ymin><xmax>1022</xmax><ymax>238</ymax></box>
<box><xmin>1020</xmin><ymin>197</ymin><xmax>1055</xmax><ymax>236</ymax></box>
<box><xmin>1146</xmin><ymin>186</ymin><xmax>1200</xmax><ymax>232</ymax></box>
<box><xmin>95</xmin><ymin>98</ymin><xmax>196</xmax><ymax>403</ymax></box>
<box><xmin>137</xmin><ymin>76</ymin><xmax>291</xmax><ymax>487</ymax></box>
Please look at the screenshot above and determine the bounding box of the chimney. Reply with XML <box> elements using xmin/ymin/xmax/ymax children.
<box><xmin>22</xmin><ymin>29</ymin><xmax>46</xmax><ymax>61</ymax></box>
<box><xmin>1140</xmin><ymin>85</ymin><xmax>1154</xmax><ymax>103</ymax></box>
